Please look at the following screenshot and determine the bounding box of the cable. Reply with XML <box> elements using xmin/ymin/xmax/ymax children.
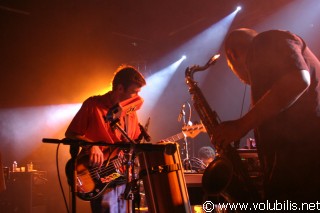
<box><xmin>239</xmin><ymin>84</ymin><xmax>247</xmax><ymax>118</ymax></box>
<box><xmin>56</xmin><ymin>144</ymin><xmax>70</xmax><ymax>213</ymax></box>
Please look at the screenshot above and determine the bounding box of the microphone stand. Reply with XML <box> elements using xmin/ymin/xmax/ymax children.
<box><xmin>179</xmin><ymin>104</ymin><xmax>192</xmax><ymax>170</ymax></box>
<box><xmin>182</xmin><ymin>135</ymin><xmax>192</xmax><ymax>171</ymax></box>
<box><xmin>69</xmin><ymin>144</ymin><xmax>79</xmax><ymax>213</ymax></box>
<box><xmin>109</xmin><ymin>118</ymin><xmax>139</xmax><ymax>213</ymax></box>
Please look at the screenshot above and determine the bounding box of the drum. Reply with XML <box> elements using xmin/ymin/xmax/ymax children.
<box><xmin>138</xmin><ymin>142</ymin><xmax>191</xmax><ymax>213</ymax></box>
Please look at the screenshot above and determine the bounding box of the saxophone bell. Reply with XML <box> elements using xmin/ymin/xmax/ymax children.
<box><xmin>202</xmin><ymin>155</ymin><xmax>233</xmax><ymax>195</ymax></box>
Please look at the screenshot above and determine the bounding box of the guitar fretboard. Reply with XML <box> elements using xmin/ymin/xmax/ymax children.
<box><xmin>162</xmin><ymin>133</ymin><xmax>184</xmax><ymax>142</ymax></box>
<box><xmin>161</xmin><ymin>124</ymin><xmax>205</xmax><ymax>142</ymax></box>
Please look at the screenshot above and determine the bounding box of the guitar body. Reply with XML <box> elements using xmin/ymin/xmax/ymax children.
<box><xmin>65</xmin><ymin>151</ymin><xmax>126</xmax><ymax>201</ymax></box>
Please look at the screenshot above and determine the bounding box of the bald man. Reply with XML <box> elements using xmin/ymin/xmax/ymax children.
<box><xmin>214</xmin><ymin>28</ymin><xmax>320</xmax><ymax>202</ymax></box>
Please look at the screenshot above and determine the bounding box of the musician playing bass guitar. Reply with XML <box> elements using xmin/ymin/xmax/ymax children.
<box><xmin>65</xmin><ymin>65</ymin><xmax>146</xmax><ymax>213</ymax></box>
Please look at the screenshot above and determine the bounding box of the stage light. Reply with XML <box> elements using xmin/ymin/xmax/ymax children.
<box><xmin>139</xmin><ymin>57</ymin><xmax>185</xmax><ymax>121</ymax></box>
<box><xmin>0</xmin><ymin>104</ymin><xmax>81</xmax><ymax>160</ymax></box>
<box><xmin>181</xmin><ymin>55</ymin><xmax>187</xmax><ymax>60</ymax></box>
<box><xmin>236</xmin><ymin>6</ymin><xmax>242</xmax><ymax>12</ymax></box>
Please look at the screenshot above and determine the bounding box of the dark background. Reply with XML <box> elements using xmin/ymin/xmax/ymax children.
<box><xmin>0</xmin><ymin>0</ymin><xmax>319</xmax><ymax>212</ymax></box>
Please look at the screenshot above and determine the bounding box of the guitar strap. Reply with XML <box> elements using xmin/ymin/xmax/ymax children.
<box><xmin>124</xmin><ymin>114</ymin><xmax>128</xmax><ymax>133</ymax></box>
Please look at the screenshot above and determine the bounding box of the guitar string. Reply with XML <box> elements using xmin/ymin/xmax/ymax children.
<box><xmin>77</xmin><ymin>158</ymin><xmax>144</xmax><ymax>183</ymax></box>
<box><xmin>77</xmin><ymin>157</ymin><xmax>139</xmax><ymax>181</ymax></box>
<box><xmin>77</xmin><ymin>158</ymin><xmax>125</xmax><ymax>177</ymax></box>
<box><xmin>77</xmin><ymin>147</ymin><xmax>122</xmax><ymax>177</ymax></box>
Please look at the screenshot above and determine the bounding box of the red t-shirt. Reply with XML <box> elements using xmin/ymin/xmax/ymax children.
<box><xmin>66</xmin><ymin>92</ymin><xmax>142</xmax><ymax>147</ymax></box>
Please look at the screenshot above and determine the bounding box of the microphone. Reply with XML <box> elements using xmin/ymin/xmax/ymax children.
<box><xmin>138</xmin><ymin>123</ymin><xmax>151</xmax><ymax>142</ymax></box>
<box><xmin>104</xmin><ymin>104</ymin><xmax>120</xmax><ymax>123</ymax></box>
<box><xmin>177</xmin><ymin>104</ymin><xmax>186</xmax><ymax>122</ymax></box>
<box><xmin>144</xmin><ymin>117</ymin><xmax>151</xmax><ymax>132</ymax></box>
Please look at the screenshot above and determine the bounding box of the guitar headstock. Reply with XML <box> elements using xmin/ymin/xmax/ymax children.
<box><xmin>182</xmin><ymin>124</ymin><xmax>206</xmax><ymax>138</ymax></box>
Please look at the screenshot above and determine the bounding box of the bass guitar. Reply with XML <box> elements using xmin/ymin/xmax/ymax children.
<box><xmin>65</xmin><ymin>124</ymin><xmax>205</xmax><ymax>201</ymax></box>
<box><xmin>65</xmin><ymin>150</ymin><xmax>127</xmax><ymax>201</ymax></box>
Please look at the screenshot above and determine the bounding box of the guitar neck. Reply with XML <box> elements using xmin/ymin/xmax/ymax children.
<box><xmin>163</xmin><ymin>132</ymin><xmax>185</xmax><ymax>142</ymax></box>
<box><xmin>161</xmin><ymin>124</ymin><xmax>205</xmax><ymax>142</ymax></box>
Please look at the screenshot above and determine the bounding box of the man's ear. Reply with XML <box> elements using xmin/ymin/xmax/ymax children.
<box><xmin>115</xmin><ymin>84</ymin><xmax>125</xmax><ymax>93</ymax></box>
<box><xmin>227</xmin><ymin>49</ymin><xmax>237</xmax><ymax>61</ymax></box>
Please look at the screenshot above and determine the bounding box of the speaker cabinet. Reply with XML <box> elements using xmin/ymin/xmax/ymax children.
<box><xmin>185</xmin><ymin>173</ymin><xmax>204</xmax><ymax>205</ymax></box>
<box><xmin>0</xmin><ymin>171</ymin><xmax>47</xmax><ymax>213</ymax></box>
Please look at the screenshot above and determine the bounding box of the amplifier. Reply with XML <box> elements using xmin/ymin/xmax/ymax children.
<box><xmin>184</xmin><ymin>173</ymin><xmax>202</xmax><ymax>187</ymax></box>
<box><xmin>237</xmin><ymin>148</ymin><xmax>258</xmax><ymax>158</ymax></box>
<box><xmin>0</xmin><ymin>171</ymin><xmax>48</xmax><ymax>213</ymax></box>
<box><xmin>237</xmin><ymin>149</ymin><xmax>262</xmax><ymax>178</ymax></box>
<box><xmin>238</xmin><ymin>149</ymin><xmax>263</xmax><ymax>195</ymax></box>
<box><xmin>184</xmin><ymin>173</ymin><xmax>204</xmax><ymax>205</ymax></box>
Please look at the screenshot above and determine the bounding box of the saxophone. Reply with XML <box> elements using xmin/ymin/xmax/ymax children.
<box><xmin>185</xmin><ymin>54</ymin><xmax>259</xmax><ymax>204</ymax></box>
